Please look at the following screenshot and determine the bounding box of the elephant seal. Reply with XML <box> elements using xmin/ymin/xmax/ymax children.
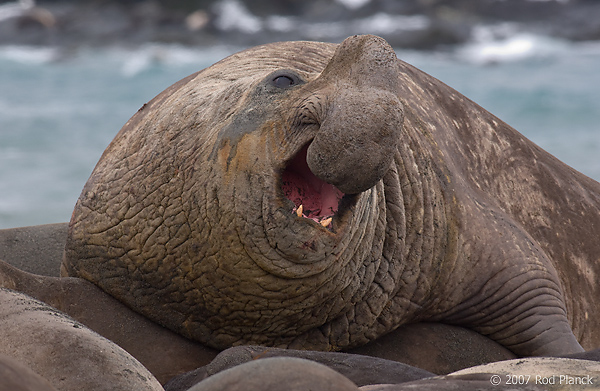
<box><xmin>0</xmin><ymin>256</ymin><xmax>517</xmax><ymax>382</ymax></box>
<box><xmin>348</xmin><ymin>322</ymin><xmax>516</xmax><ymax>374</ymax></box>
<box><xmin>0</xmin><ymin>353</ymin><xmax>58</xmax><ymax>391</ymax></box>
<box><xmin>62</xmin><ymin>34</ymin><xmax>599</xmax><ymax>356</ymax></box>
<box><xmin>185</xmin><ymin>357</ymin><xmax>359</xmax><ymax>391</ymax></box>
<box><xmin>163</xmin><ymin>345</ymin><xmax>433</xmax><ymax>390</ymax></box>
<box><xmin>0</xmin><ymin>258</ymin><xmax>218</xmax><ymax>384</ymax></box>
<box><xmin>0</xmin><ymin>223</ymin><xmax>67</xmax><ymax>277</ymax></box>
<box><xmin>0</xmin><ymin>288</ymin><xmax>163</xmax><ymax>391</ymax></box>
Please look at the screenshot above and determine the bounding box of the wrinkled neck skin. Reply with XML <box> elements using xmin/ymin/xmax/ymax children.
<box><xmin>172</xmin><ymin>36</ymin><xmax>448</xmax><ymax>350</ymax></box>
<box><xmin>197</xmin><ymin>85</ymin><xmax>453</xmax><ymax>350</ymax></box>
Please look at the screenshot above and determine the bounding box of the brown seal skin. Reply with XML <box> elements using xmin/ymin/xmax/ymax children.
<box><xmin>347</xmin><ymin>322</ymin><xmax>517</xmax><ymax>374</ymax></box>
<box><xmin>0</xmin><ymin>258</ymin><xmax>218</xmax><ymax>384</ymax></box>
<box><xmin>0</xmin><ymin>288</ymin><xmax>163</xmax><ymax>391</ymax></box>
<box><xmin>0</xmin><ymin>353</ymin><xmax>58</xmax><ymax>391</ymax></box>
<box><xmin>163</xmin><ymin>345</ymin><xmax>434</xmax><ymax>391</ymax></box>
<box><xmin>0</xmin><ymin>223</ymin><xmax>67</xmax><ymax>277</ymax></box>
<box><xmin>0</xmin><ymin>255</ymin><xmax>516</xmax><ymax>382</ymax></box>
<box><xmin>185</xmin><ymin>356</ymin><xmax>359</xmax><ymax>391</ymax></box>
<box><xmin>62</xmin><ymin>34</ymin><xmax>599</xmax><ymax>357</ymax></box>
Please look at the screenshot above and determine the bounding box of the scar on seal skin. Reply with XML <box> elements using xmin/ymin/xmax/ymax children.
<box><xmin>62</xmin><ymin>34</ymin><xmax>600</xmax><ymax>357</ymax></box>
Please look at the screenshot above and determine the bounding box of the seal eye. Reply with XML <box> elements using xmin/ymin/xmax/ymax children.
<box><xmin>272</xmin><ymin>75</ymin><xmax>295</xmax><ymax>88</ymax></box>
<box><xmin>267</xmin><ymin>70</ymin><xmax>303</xmax><ymax>90</ymax></box>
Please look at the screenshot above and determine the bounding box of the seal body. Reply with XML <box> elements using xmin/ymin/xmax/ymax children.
<box><xmin>62</xmin><ymin>35</ymin><xmax>599</xmax><ymax>356</ymax></box>
<box><xmin>0</xmin><ymin>258</ymin><xmax>218</xmax><ymax>384</ymax></box>
<box><xmin>0</xmin><ymin>353</ymin><xmax>58</xmax><ymax>391</ymax></box>
<box><xmin>0</xmin><ymin>223</ymin><xmax>67</xmax><ymax>277</ymax></box>
<box><xmin>0</xmin><ymin>288</ymin><xmax>163</xmax><ymax>391</ymax></box>
<box><xmin>0</xmin><ymin>257</ymin><xmax>516</xmax><ymax>380</ymax></box>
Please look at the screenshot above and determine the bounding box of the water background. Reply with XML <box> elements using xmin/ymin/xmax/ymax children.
<box><xmin>1</xmin><ymin>32</ymin><xmax>599</xmax><ymax>228</ymax></box>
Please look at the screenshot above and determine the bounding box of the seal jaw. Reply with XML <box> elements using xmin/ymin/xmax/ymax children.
<box><xmin>280</xmin><ymin>142</ymin><xmax>348</xmax><ymax>231</ymax></box>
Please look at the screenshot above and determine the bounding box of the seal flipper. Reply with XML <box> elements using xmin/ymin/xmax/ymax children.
<box><xmin>433</xmin><ymin>202</ymin><xmax>584</xmax><ymax>357</ymax></box>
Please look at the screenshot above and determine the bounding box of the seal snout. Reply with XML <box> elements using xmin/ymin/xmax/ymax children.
<box><xmin>304</xmin><ymin>34</ymin><xmax>404</xmax><ymax>195</ymax></box>
<box><xmin>281</xmin><ymin>143</ymin><xmax>345</xmax><ymax>229</ymax></box>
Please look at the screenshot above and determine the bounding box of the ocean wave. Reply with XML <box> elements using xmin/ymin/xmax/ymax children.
<box><xmin>211</xmin><ymin>0</ymin><xmax>431</xmax><ymax>41</ymax></box>
<box><xmin>455</xmin><ymin>23</ymin><xmax>570</xmax><ymax>65</ymax></box>
<box><xmin>213</xmin><ymin>0</ymin><xmax>262</xmax><ymax>34</ymax></box>
<box><xmin>111</xmin><ymin>44</ymin><xmax>236</xmax><ymax>77</ymax></box>
<box><xmin>335</xmin><ymin>0</ymin><xmax>372</xmax><ymax>10</ymax></box>
<box><xmin>0</xmin><ymin>28</ymin><xmax>594</xmax><ymax>79</ymax></box>
<box><xmin>111</xmin><ymin>45</ymin><xmax>239</xmax><ymax>77</ymax></box>
<box><xmin>0</xmin><ymin>45</ymin><xmax>60</xmax><ymax>65</ymax></box>
<box><xmin>0</xmin><ymin>0</ymin><xmax>33</xmax><ymax>22</ymax></box>
<box><xmin>0</xmin><ymin>43</ymin><xmax>237</xmax><ymax>77</ymax></box>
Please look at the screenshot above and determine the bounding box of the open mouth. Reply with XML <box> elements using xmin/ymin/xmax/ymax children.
<box><xmin>281</xmin><ymin>143</ymin><xmax>345</xmax><ymax>230</ymax></box>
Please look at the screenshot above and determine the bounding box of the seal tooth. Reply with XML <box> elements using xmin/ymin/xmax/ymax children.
<box><xmin>320</xmin><ymin>217</ymin><xmax>332</xmax><ymax>227</ymax></box>
<box><xmin>296</xmin><ymin>204</ymin><xmax>303</xmax><ymax>217</ymax></box>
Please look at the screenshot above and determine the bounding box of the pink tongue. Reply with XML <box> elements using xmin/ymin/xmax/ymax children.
<box><xmin>281</xmin><ymin>145</ymin><xmax>344</xmax><ymax>221</ymax></box>
<box><xmin>282</xmin><ymin>171</ymin><xmax>342</xmax><ymax>219</ymax></box>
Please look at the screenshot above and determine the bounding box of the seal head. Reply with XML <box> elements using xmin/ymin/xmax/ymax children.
<box><xmin>63</xmin><ymin>35</ymin><xmax>404</xmax><ymax>350</ymax></box>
